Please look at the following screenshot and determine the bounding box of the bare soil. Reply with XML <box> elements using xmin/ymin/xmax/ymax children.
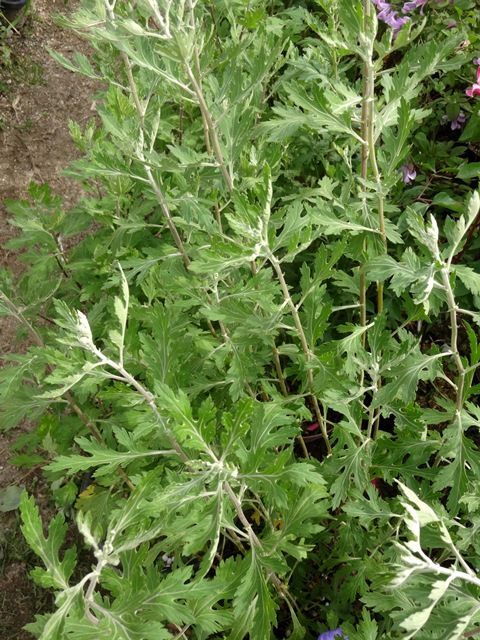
<box><xmin>0</xmin><ymin>1</ymin><xmax>97</xmax><ymax>636</ymax></box>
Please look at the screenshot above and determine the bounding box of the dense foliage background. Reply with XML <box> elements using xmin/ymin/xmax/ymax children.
<box><xmin>1</xmin><ymin>0</ymin><xmax>480</xmax><ymax>638</ymax></box>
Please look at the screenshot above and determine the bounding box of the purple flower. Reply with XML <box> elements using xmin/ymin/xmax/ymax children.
<box><xmin>317</xmin><ymin>629</ymin><xmax>348</xmax><ymax>640</ymax></box>
<box><xmin>372</xmin><ymin>0</ymin><xmax>410</xmax><ymax>36</ymax></box>
<box><xmin>377</xmin><ymin>5</ymin><xmax>394</xmax><ymax>20</ymax></box>
<box><xmin>450</xmin><ymin>111</ymin><xmax>466</xmax><ymax>130</ymax></box>
<box><xmin>390</xmin><ymin>14</ymin><xmax>410</xmax><ymax>34</ymax></box>
<box><xmin>474</xmin><ymin>58</ymin><xmax>480</xmax><ymax>66</ymax></box>
<box><xmin>317</xmin><ymin>629</ymin><xmax>349</xmax><ymax>640</ymax></box>
<box><xmin>402</xmin><ymin>163</ymin><xmax>417</xmax><ymax>184</ymax></box>
<box><xmin>402</xmin><ymin>0</ymin><xmax>428</xmax><ymax>13</ymax></box>
<box><xmin>373</xmin><ymin>0</ymin><xmax>393</xmax><ymax>18</ymax></box>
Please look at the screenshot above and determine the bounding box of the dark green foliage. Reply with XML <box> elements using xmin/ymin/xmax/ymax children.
<box><xmin>1</xmin><ymin>0</ymin><xmax>480</xmax><ymax>638</ymax></box>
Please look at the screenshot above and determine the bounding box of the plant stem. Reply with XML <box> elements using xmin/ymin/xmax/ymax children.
<box><xmin>84</xmin><ymin>560</ymin><xmax>104</xmax><ymax>624</ymax></box>
<box><xmin>105</xmin><ymin>6</ymin><xmax>227</xmax><ymax>343</ymax></box>
<box><xmin>183</xmin><ymin>1</ymin><xmax>233</xmax><ymax>193</ymax></box>
<box><xmin>366</xmin><ymin>97</ymin><xmax>387</xmax><ymax>313</ymax></box>
<box><xmin>362</xmin><ymin>3</ymin><xmax>386</xmax><ymax>437</ymax></box>
<box><xmin>272</xmin><ymin>346</ymin><xmax>288</xmax><ymax>396</ymax></box>
<box><xmin>115</xmin><ymin>43</ymin><xmax>193</xmax><ymax>272</ymax></box>
<box><xmin>107</xmin><ymin>0</ymin><xmax>298</xmax><ymax>413</ymax></box>
<box><xmin>366</xmin><ymin>371</ymin><xmax>380</xmax><ymax>441</ymax></box>
<box><xmin>94</xmin><ymin>349</ymin><xmax>190</xmax><ymax>463</ymax></box>
<box><xmin>440</xmin><ymin>267</ymin><xmax>466</xmax><ymax>414</ymax></box>
<box><xmin>0</xmin><ymin>290</ymin><xmax>136</xmax><ymax>491</ymax></box>
<box><xmin>368</xmin><ymin>144</ymin><xmax>387</xmax><ymax>315</ymax></box>
<box><xmin>104</xmin><ymin>0</ymin><xmax>194</xmax><ymax>275</ymax></box>
<box><xmin>184</xmin><ymin>64</ymin><xmax>234</xmax><ymax>193</ymax></box>
<box><xmin>223</xmin><ymin>481</ymin><xmax>290</xmax><ymax>599</ymax></box>
<box><xmin>361</xmin><ymin>2</ymin><xmax>387</xmax><ymax>314</ymax></box>
<box><xmin>0</xmin><ymin>291</ymin><xmax>44</xmax><ymax>347</ymax></box>
<box><xmin>359</xmin><ymin>0</ymin><xmax>371</xmax><ymax>340</ymax></box>
<box><xmin>267</xmin><ymin>253</ymin><xmax>331</xmax><ymax>455</ymax></box>
<box><xmin>250</xmin><ymin>258</ymin><xmax>290</xmax><ymax>404</ymax></box>
<box><xmin>142</xmin><ymin>157</ymin><xmax>192</xmax><ymax>270</ymax></box>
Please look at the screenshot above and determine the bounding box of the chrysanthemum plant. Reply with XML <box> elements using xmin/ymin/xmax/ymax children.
<box><xmin>1</xmin><ymin>0</ymin><xmax>480</xmax><ymax>638</ymax></box>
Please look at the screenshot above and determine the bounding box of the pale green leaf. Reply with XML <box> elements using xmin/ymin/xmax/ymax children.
<box><xmin>455</xmin><ymin>265</ymin><xmax>480</xmax><ymax>296</ymax></box>
<box><xmin>109</xmin><ymin>264</ymin><xmax>129</xmax><ymax>363</ymax></box>
<box><xmin>20</xmin><ymin>493</ymin><xmax>77</xmax><ymax>590</ymax></box>
<box><xmin>232</xmin><ymin>556</ymin><xmax>277</xmax><ymax>640</ymax></box>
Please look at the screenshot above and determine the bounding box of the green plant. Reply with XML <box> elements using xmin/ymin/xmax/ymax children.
<box><xmin>0</xmin><ymin>18</ymin><xmax>13</xmax><ymax>72</ymax></box>
<box><xmin>1</xmin><ymin>1</ymin><xmax>480</xmax><ymax>638</ymax></box>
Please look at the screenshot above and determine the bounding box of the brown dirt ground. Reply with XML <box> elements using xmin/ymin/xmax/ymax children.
<box><xmin>0</xmin><ymin>1</ymin><xmax>97</xmax><ymax>637</ymax></box>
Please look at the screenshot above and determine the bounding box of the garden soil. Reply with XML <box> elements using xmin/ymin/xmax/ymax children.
<box><xmin>0</xmin><ymin>1</ymin><xmax>98</xmax><ymax>636</ymax></box>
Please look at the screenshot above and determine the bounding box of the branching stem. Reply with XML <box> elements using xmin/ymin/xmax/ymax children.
<box><xmin>267</xmin><ymin>252</ymin><xmax>330</xmax><ymax>455</ymax></box>
<box><xmin>0</xmin><ymin>290</ymin><xmax>136</xmax><ymax>491</ymax></box>
<box><xmin>223</xmin><ymin>481</ymin><xmax>290</xmax><ymax>599</ymax></box>
<box><xmin>93</xmin><ymin>348</ymin><xmax>190</xmax><ymax>462</ymax></box>
<box><xmin>182</xmin><ymin>2</ymin><xmax>290</xmax><ymax>413</ymax></box>
<box><xmin>183</xmin><ymin>1</ymin><xmax>234</xmax><ymax>191</ymax></box>
<box><xmin>184</xmin><ymin>63</ymin><xmax>233</xmax><ymax>192</ymax></box>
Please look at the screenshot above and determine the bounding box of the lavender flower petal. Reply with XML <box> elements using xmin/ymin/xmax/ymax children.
<box><xmin>450</xmin><ymin>112</ymin><xmax>466</xmax><ymax>130</ymax></box>
<box><xmin>402</xmin><ymin>0</ymin><xmax>428</xmax><ymax>13</ymax></box>
<box><xmin>402</xmin><ymin>163</ymin><xmax>416</xmax><ymax>184</ymax></box>
<box><xmin>317</xmin><ymin>629</ymin><xmax>349</xmax><ymax>640</ymax></box>
<box><xmin>372</xmin><ymin>0</ymin><xmax>410</xmax><ymax>36</ymax></box>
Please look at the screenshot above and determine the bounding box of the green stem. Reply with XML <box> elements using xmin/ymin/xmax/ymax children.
<box><xmin>365</xmin><ymin>65</ymin><xmax>387</xmax><ymax>315</ymax></box>
<box><xmin>366</xmin><ymin>94</ymin><xmax>387</xmax><ymax>313</ymax></box>
<box><xmin>105</xmin><ymin>4</ymin><xmax>226</xmax><ymax>345</ymax></box>
<box><xmin>440</xmin><ymin>267</ymin><xmax>466</xmax><ymax>414</ymax></box>
<box><xmin>359</xmin><ymin>0</ymin><xmax>369</xmax><ymax>339</ymax></box>
<box><xmin>362</xmin><ymin>1</ymin><xmax>386</xmax><ymax>437</ymax></box>
<box><xmin>362</xmin><ymin>2</ymin><xmax>387</xmax><ymax>314</ymax></box>
<box><xmin>222</xmin><ymin>481</ymin><xmax>290</xmax><ymax>599</ymax></box>
<box><xmin>104</xmin><ymin>1</ymin><xmax>193</xmax><ymax>274</ymax></box>
<box><xmin>184</xmin><ymin>64</ymin><xmax>234</xmax><ymax>193</ymax></box>
<box><xmin>0</xmin><ymin>290</ymin><xmax>136</xmax><ymax>491</ymax></box>
<box><xmin>94</xmin><ymin>349</ymin><xmax>190</xmax><ymax>463</ymax></box>
<box><xmin>272</xmin><ymin>346</ymin><xmax>288</xmax><ymax>397</ymax></box>
<box><xmin>267</xmin><ymin>253</ymin><xmax>331</xmax><ymax>455</ymax></box>
<box><xmin>250</xmin><ymin>258</ymin><xmax>290</xmax><ymax>404</ymax></box>
<box><xmin>182</xmin><ymin>2</ymin><xmax>233</xmax><ymax>193</ymax></box>
<box><xmin>361</xmin><ymin>0</ymin><xmax>371</xmax><ymax>184</ymax></box>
